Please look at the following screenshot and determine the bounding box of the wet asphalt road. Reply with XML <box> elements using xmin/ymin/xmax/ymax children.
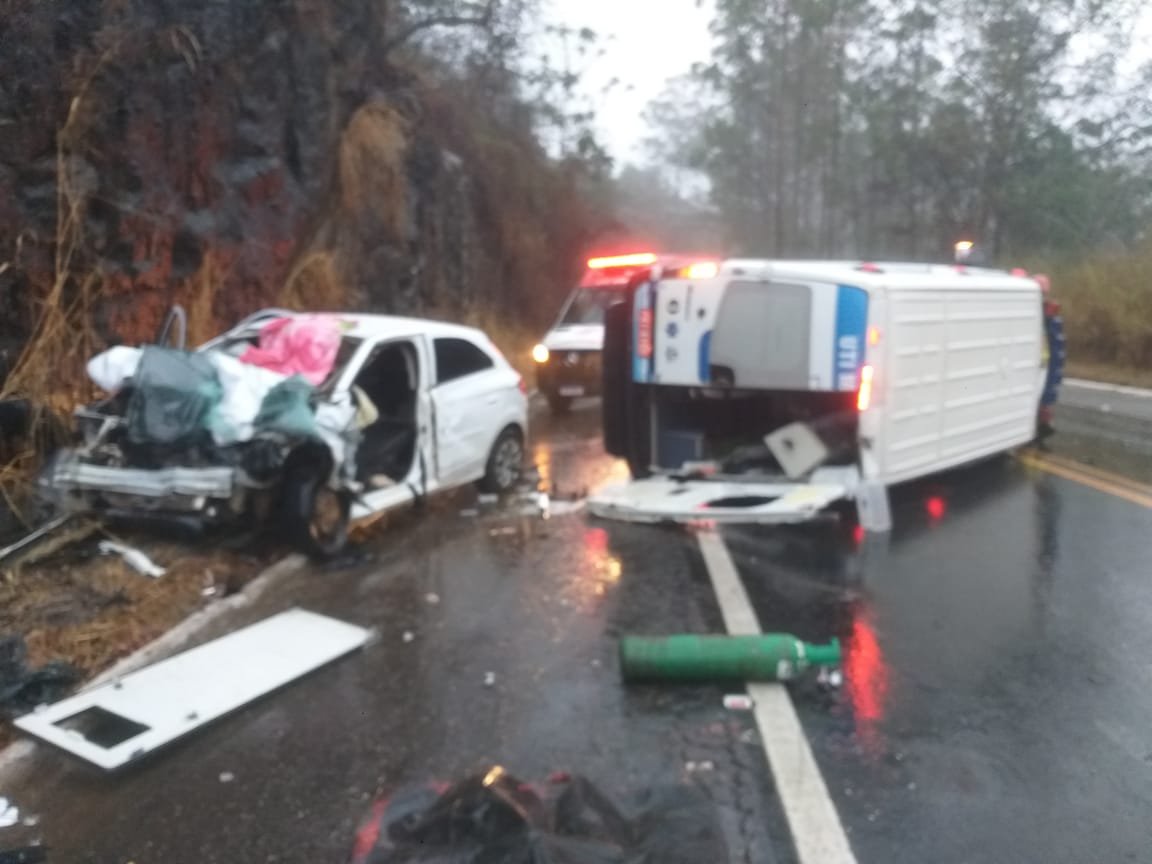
<box><xmin>3</xmin><ymin>400</ymin><xmax>1152</xmax><ymax>863</ymax></box>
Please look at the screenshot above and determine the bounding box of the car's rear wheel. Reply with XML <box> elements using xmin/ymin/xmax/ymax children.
<box><xmin>285</xmin><ymin>472</ymin><xmax>350</xmax><ymax>560</ymax></box>
<box><xmin>478</xmin><ymin>427</ymin><xmax>524</xmax><ymax>494</ymax></box>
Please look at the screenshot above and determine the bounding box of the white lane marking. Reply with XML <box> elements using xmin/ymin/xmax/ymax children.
<box><xmin>1064</xmin><ymin>378</ymin><xmax>1152</xmax><ymax>400</ymax></box>
<box><xmin>697</xmin><ymin>528</ymin><xmax>858</xmax><ymax>864</ymax></box>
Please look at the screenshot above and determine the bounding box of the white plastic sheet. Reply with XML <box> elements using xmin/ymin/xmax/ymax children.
<box><xmin>86</xmin><ymin>346</ymin><xmax>142</xmax><ymax>393</ymax></box>
<box><xmin>204</xmin><ymin>352</ymin><xmax>288</xmax><ymax>445</ymax></box>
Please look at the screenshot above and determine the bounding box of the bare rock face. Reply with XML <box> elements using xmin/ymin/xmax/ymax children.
<box><xmin>0</xmin><ymin>0</ymin><xmax>578</xmax><ymax>370</ymax></box>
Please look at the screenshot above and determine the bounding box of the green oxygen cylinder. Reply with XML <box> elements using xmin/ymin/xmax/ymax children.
<box><xmin>618</xmin><ymin>634</ymin><xmax>841</xmax><ymax>683</ymax></box>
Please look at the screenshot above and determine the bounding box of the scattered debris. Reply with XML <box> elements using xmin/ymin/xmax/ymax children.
<box><xmin>97</xmin><ymin>541</ymin><xmax>167</xmax><ymax>579</ymax></box>
<box><xmin>14</xmin><ymin>609</ymin><xmax>370</xmax><ymax>770</ymax></box>
<box><xmin>685</xmin><ymin>760</ymin><xmax>715</xmax><ymax>773</ymax></box>
<box><xmin>488</xmin><ymin>526</ymin><xmax>517</xmax><ymax>537</ymax></box>
<box><xmin>219</xmin><ymin>771</ymin><xmax>235</xmax><ymax>784</ymax></box>
<box><xmin>739</xmin><ymin>729</ymin><xmax>758</xmax><ymax>745</ymax></box>
<box><xmin>483</xmin><ymin>671</ymin><xmax>497</xmax><ymax>687</ymax></box>
<box><xmin>0</xmin><ymin>635</ymin><xmax>79</xmax><ymax>720</ymax></box>
<box><xmin>0</xmin><ymin>516</ymin><xmax>72</xmax><ymax>568</ymax></box>
<box><xmin>401</xmin><ymin>631</ymin><xmax>415</xmax><ymax>644</ymax></box>
<box><xmin>0</xmin><ymin>799</ymin><xmax>18</xmax><ymax>829</ymax></box>
<box><xmin>19</xmin><ymin>817</ymin><xmax>38</xmax><ymax>830</ymax></box>
<box><xmin>424</xmin><ymin>592</ymin><xmax>440</xmax><ymax>606</ymax></box>
<box><xmin>459</xmin><ymin>508</ymin><xmax>479</xmax><ymax>518</ymax></box>
<box><xmin>548</xmin><ymin>499</ymin><xmax>587</xmax><ymax>516</ymax></box>
<box><xmin>350</xmin><ymin>769</ymin><xmax>729</xmax><ymax>864</ymax></box>
<box><xmin>476</xmin><ymin>493</ymin><xmax>499</xmax><ymax>506</ymax></box>
<box><xmin>723</xmin><ymin>694</ymin><xmax>754</xmax><ymax>711</ymax></box>
<box><xmin>817</xmin><ymin>666</ymin><xmax>843</xmax><ymax>688</ymax></box>
<box><xmin>0</xmin><ymin>846</ymin><xmax>47</xmax><ymax>864</ymax></box>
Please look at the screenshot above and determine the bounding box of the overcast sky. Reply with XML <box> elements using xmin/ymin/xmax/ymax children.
<box><xmin>543</xmin><ymin>0</ymin><xmax>714</xmax><ymax>164</ymax></box>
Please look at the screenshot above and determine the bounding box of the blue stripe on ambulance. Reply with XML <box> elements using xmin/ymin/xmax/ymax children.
<box><xmin>632</xmin><ymin>282</ymin><xmax>653</xmax><ymax>383</ymax></box>
<box><xmin>833</xmin><ymin>284</ymin><xmax>868</xmax><ymax>391</ymax></box>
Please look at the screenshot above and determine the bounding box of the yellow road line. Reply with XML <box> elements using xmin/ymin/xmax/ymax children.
<box><xmin>1019</xmin><ymin>452</ymin><xmax>1152</xmax><ymax>509</ymax></box>
<box><xmin>1025</xmin><ymin>450</ymin><xmax>1152</xmax><ymax>495</ymax></box>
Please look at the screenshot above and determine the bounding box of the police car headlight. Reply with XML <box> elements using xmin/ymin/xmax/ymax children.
<box><xmin>532</xmin><ymin>344</ymin><xmax>550</xmax><ymax>364</ymax></box>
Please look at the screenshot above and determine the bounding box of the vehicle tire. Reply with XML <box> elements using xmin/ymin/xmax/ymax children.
<box><xmin>546</xmin><ymin>392</ymin><xmax>573</xmax><ymax>414</ymax></box>
<box><xmin>285</xmin><ymin>472</ymin><xmax>350</xmax><ymax>560</ymax></box>
<box><xmin>478</xmin><ymin>426</ymin><xmax>524</xmax><ymax>494</ymax></box>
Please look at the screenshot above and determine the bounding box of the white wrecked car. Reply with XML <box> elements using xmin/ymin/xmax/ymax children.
<box><xmin>47</xmin><ymin>308</ymin><xmax>529</xmax><ymax>557</ymax></box>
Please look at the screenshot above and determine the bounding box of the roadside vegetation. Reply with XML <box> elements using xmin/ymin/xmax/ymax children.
<box><xmin>1046</xmin><ymin>245</ymin><xmax>1152</xmax><ymax>386</ymax></box>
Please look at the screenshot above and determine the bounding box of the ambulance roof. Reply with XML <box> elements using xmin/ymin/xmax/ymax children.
<box><xmin>716</xmin><ymin>259</ymin><xmax>1040</xmax><ymax>293</ymax></box>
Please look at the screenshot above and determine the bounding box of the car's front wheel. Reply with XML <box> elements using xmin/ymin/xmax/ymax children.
<box><xmin>285</xmin><ymin>472</ymin><xmax>350</xmax><ymax>560</ymax></box>
<box><xmin>478</xmin><ymin>426</ymin><xmax>524</xmax><ymax>494</ymax></box>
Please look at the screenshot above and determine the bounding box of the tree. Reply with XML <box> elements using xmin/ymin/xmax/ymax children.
<box><xmin>643</xmin><ymin>0</ymin><xmax>1152</xmax><ymax>261</ymax></box>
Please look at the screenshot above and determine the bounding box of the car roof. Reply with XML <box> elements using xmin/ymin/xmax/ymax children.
<box><xmin>232</xmin><ymin>309</ymin><xmax>492</xmax><ymax>344</ymax></box>
<box><xmin>717</xmin><ymin>259</ymin><xmax>1040</xmax><ymax>293</ymax></box>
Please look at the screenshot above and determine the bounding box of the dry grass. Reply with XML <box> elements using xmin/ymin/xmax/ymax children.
<box><xmin>1</xmin><ymin>541</ymin><xmax>263</xmax><ymax>673</ymax></box>
<box><xmin>184</xmin><ymin>248</ymin><xmax>230</xmax><ymax>347</ymax></box>
<box><xmin>1064</xmin><ymin>360</ymin><xmax>1152</xmax><ymax>390</ymax></box>
<box><xmin>280</xmin><ymin>249</ymin><xmax>346</xmax><ymax>311</ymax></box>
<box><xmin>0</xmin><ymin>537</ymin><xmax>268</xmax><ymax>747</ymax></box>
<box><xmin>1045</xmin><ymin>243</ymin><xmax>1152</xmax><ymax>374</ymax></box>
<box><xmin>338</xmin><ymin>102</ymin><xmax>410</xmax><ymax>237</ymax></box>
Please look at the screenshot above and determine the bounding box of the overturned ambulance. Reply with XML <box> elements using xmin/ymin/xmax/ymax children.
<box><xmin>591</xmin><ymin>259</ymin><xmax>1064</xmax><ymax>528</ymax></box>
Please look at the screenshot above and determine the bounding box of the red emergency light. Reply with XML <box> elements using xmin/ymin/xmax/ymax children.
<box><xmin>587</xmin><ymin>252</ymin><xmax>658</xmax><ymax>270</ymax></box>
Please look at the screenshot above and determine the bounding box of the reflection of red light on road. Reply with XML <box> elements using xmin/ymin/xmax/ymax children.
<box><xmin>585</xmin><ymin>527</ymin><xmax>608</xmax><ymax>554</ymax></box>
<box><xmin>845</xmin><ymin>613</ymin><xmax>889</xmax><ymax>756</ymax></box>
<box><xmin>926</xmin><ymin>496</ymin><xmax>947</xmax><ymax>521</ymax></box>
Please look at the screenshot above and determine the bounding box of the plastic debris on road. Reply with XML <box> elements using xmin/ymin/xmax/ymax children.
<box><xmin>723</xmin><ymin>694</ymin><xmax>755</xmax><ymax>711</ymax></box>
<box><xmin>483</xmin><ymin>671</ymin><xmax>496</xmax><ymax>687</ymax></box>
<box><xmin>424</xmin><ymin>593</ymin><xmax>440</xmax><ymax>605</ymax></box>
<box><xmin>219</xmin><ymin>772</ymin><xmax>235</xmax><ymax>784</ymax></box>
<box><xmin>350</xmin><ymin>767</ymin><xmax>729</xmax><ymax>864</ymax></box>
<box><xmin>97</xmin><ymin>541</ymin><xmax>167</xmax><ymax>578</ymax></box>
<box><xmin>0</xmin><ymin>799</ymin><xmax>18</xmax><ymax>829</ymax></box>
<box><xmin>817</xmin><ymin>666</ymin><xmax>844</xmax><ymax>688</ymax></box>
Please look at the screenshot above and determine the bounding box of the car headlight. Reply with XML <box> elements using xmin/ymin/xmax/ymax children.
<box><xmin>532</xmin><ymin>344</ymin><xmax>550</xmax><ymax>364</ymax></box>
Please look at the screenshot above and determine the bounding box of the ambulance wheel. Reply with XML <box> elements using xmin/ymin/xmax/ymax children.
<box><xmin>546</xmin><ymin>392</ymin><xmax>573</xmax><ymax>414</ymax></box>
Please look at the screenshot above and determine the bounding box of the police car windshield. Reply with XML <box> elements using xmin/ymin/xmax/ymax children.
<box><xmin>560</xmin><ymin>286</ymin><xmax>628</xmax><ymax>325</ymax></box>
